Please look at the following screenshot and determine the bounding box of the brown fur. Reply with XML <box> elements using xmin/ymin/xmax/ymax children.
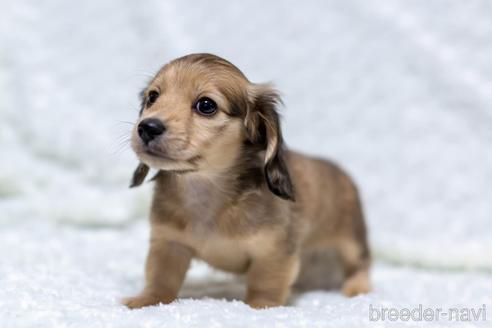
<box><xmin>123</xmin><ymin>53</ymin><xmax>371</xmax><ymax>309</ymax></box>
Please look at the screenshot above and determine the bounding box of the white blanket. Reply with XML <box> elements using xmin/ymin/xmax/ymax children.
<box><xmin>1</xmin><ymin>222</ymin><xmax>490</xmax><ymax>327</ymax></box>
<box><xmin>0</xmin><ymin>0</ymin><xmax>491</xmax><ymax>288</ymax></box>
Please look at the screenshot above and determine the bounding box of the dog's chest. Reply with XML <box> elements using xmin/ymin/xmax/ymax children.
<box><xmin>172</xmin><ymin>175</ymin><xmax>258</xmax><ymax>273</ymax></box>
<box><xmin>177</xmin><ymin>176</ymin><xmax>224</xmax><ymax>223</ymax></box>
<box><xmin>192</xmin><ymin>234</ymin><xmax>251</xmax><ymax>273</ymax></box>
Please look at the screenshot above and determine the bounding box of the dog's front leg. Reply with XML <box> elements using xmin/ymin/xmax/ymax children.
<box><xmin>123</xmin><ymin>237</ymin><xmax>192</xmax><ymax>309</ymax></box>
<box><xmin>245</xmin><ymin>254</ymin><xmax>300</xmax><ymax>308</ymax></box>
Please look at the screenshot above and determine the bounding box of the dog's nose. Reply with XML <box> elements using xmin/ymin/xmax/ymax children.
<box><xmin>138</xmin><ymin>118</ymin><xmax>166</xmax><ymax>144</ymax></box>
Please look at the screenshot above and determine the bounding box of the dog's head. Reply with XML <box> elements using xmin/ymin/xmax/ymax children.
<box><xmin>130</xmin><ymin>53</ymin><xmax>294</xmax><ymax>200</ymax></box>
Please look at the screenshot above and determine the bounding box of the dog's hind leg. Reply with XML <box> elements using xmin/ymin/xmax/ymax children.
<box><xmin>337</xmin><ymin>237</ymin><xmax>371</xmax><ymax>297</ymax></box>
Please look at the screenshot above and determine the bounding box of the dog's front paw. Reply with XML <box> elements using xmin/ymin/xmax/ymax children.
<box><xmin>122</xmin><ymin>293</ymin><xmax>175</xmax><ymax>309</ymax></box>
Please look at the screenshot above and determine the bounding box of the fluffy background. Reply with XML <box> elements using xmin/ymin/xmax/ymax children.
<box><xmin>1</xmin><ymin>1</ymin><xmax>491</xmax><ymax>327</ymax></box>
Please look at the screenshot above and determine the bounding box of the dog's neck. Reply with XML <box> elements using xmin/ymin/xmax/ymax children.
<box><xmin>153</xmin><ymin>144</ymin><xmax>266</xmax><ymax>227</ymax></box>
<box><xmin>163</xmin><ymin>169</ymin><xmax>238</xmax><ymax>232</ymax></box>
<box><xmin>169</xmin><ymin>160</ymin><xmax>262</xmax><ymax>202</ymax></box>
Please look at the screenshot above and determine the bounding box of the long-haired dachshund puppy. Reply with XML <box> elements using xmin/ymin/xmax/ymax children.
<box><xmin>124</xmin><ymin>53</ymin><xmax>371</xmax><ymax>309</ymax></box>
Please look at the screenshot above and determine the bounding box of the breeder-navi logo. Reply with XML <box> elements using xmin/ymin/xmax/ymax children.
<box><xmin>369</xmin><ymin>304</ymin><xmax>487</xmax><ymax>322</ymax></box>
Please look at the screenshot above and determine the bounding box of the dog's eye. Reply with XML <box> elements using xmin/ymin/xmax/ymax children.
<box><xmin>194</xmin><ymin>97</ymin><xmax>217</xmax><ymax>116</ymax></box>
<box><xmin>146</xmin><ymin>90</ymin><xmax>159</xmax><ymax>107</ymax></box>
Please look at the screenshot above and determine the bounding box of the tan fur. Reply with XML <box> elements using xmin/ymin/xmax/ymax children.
<box><xmin>123</xmin><ymin>54</ymin><xmax>371</xmax><ymax>309</ymax></box>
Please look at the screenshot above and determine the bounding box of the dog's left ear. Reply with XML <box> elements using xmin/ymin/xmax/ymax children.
<box><xmin>245</xmin><ymin>84</ymin><xmax>295</xmax><ymax>201</ymax></box>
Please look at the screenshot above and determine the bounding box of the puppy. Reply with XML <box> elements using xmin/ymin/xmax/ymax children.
<box><xmin>124</xmin><ymin>53</ymin><xmax>371</xmax><ymax>309</ymax></box>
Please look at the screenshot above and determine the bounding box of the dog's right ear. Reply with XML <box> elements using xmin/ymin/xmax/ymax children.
<box><xmin>129</xmin><ymin>162</ymin><xmax>149</xmax><ymax>188</ymax></box>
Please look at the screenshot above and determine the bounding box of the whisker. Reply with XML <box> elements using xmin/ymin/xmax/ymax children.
<box><xmin>116</xmin><ymin>120</ymin><xmax>134</xmax><ymax>125</ymax></box>
<box><xmin>114</xmin><ymin>132</ymin><xmax>131</xmax><ymax>144</ymax></box>
<box><xmin>111</xmin><ymin>137</ymin><xmax>132</xmax><ymax>157</ymax></box>
<box><xmin>132</xmin><ymin>106</ymin><xmax>141</xmax><ymax>113</ymax></box>
<box><xmin>110</xmin><ymin>129</ymin><xmax>132</xmax><ymax>153</ymax></box>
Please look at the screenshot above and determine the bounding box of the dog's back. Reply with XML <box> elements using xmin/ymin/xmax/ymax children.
<box><xmin>286</xmin><ymin>151</ymin><xmax>371</xmax><ymax>294</ymax></box>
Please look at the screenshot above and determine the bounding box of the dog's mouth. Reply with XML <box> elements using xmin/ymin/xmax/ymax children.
<box><xmin>138</xmin><ymin>144</ymin><xmax>200</xmax><ymax>173</ymax></box>
<box><xmin>143</xmin><ymin>146</ymin><xmax>176</xmax><ymax>161</ymax></box>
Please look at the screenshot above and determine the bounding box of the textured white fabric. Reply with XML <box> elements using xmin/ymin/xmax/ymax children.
<box><xmin>1</xmin><ymin>222</ymin><xmax>490</xmax><ymax>328</ymax></box>
<box><xmin>1</xmin><ymin>1</ymin><xmax>491</xmax><ymax>326</ymax></box>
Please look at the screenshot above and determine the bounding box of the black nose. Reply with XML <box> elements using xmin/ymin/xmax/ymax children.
<box><xmin>138</xmin><ymin>118</ymin><xmax>166</xmax><ymax>144</ymax></box>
